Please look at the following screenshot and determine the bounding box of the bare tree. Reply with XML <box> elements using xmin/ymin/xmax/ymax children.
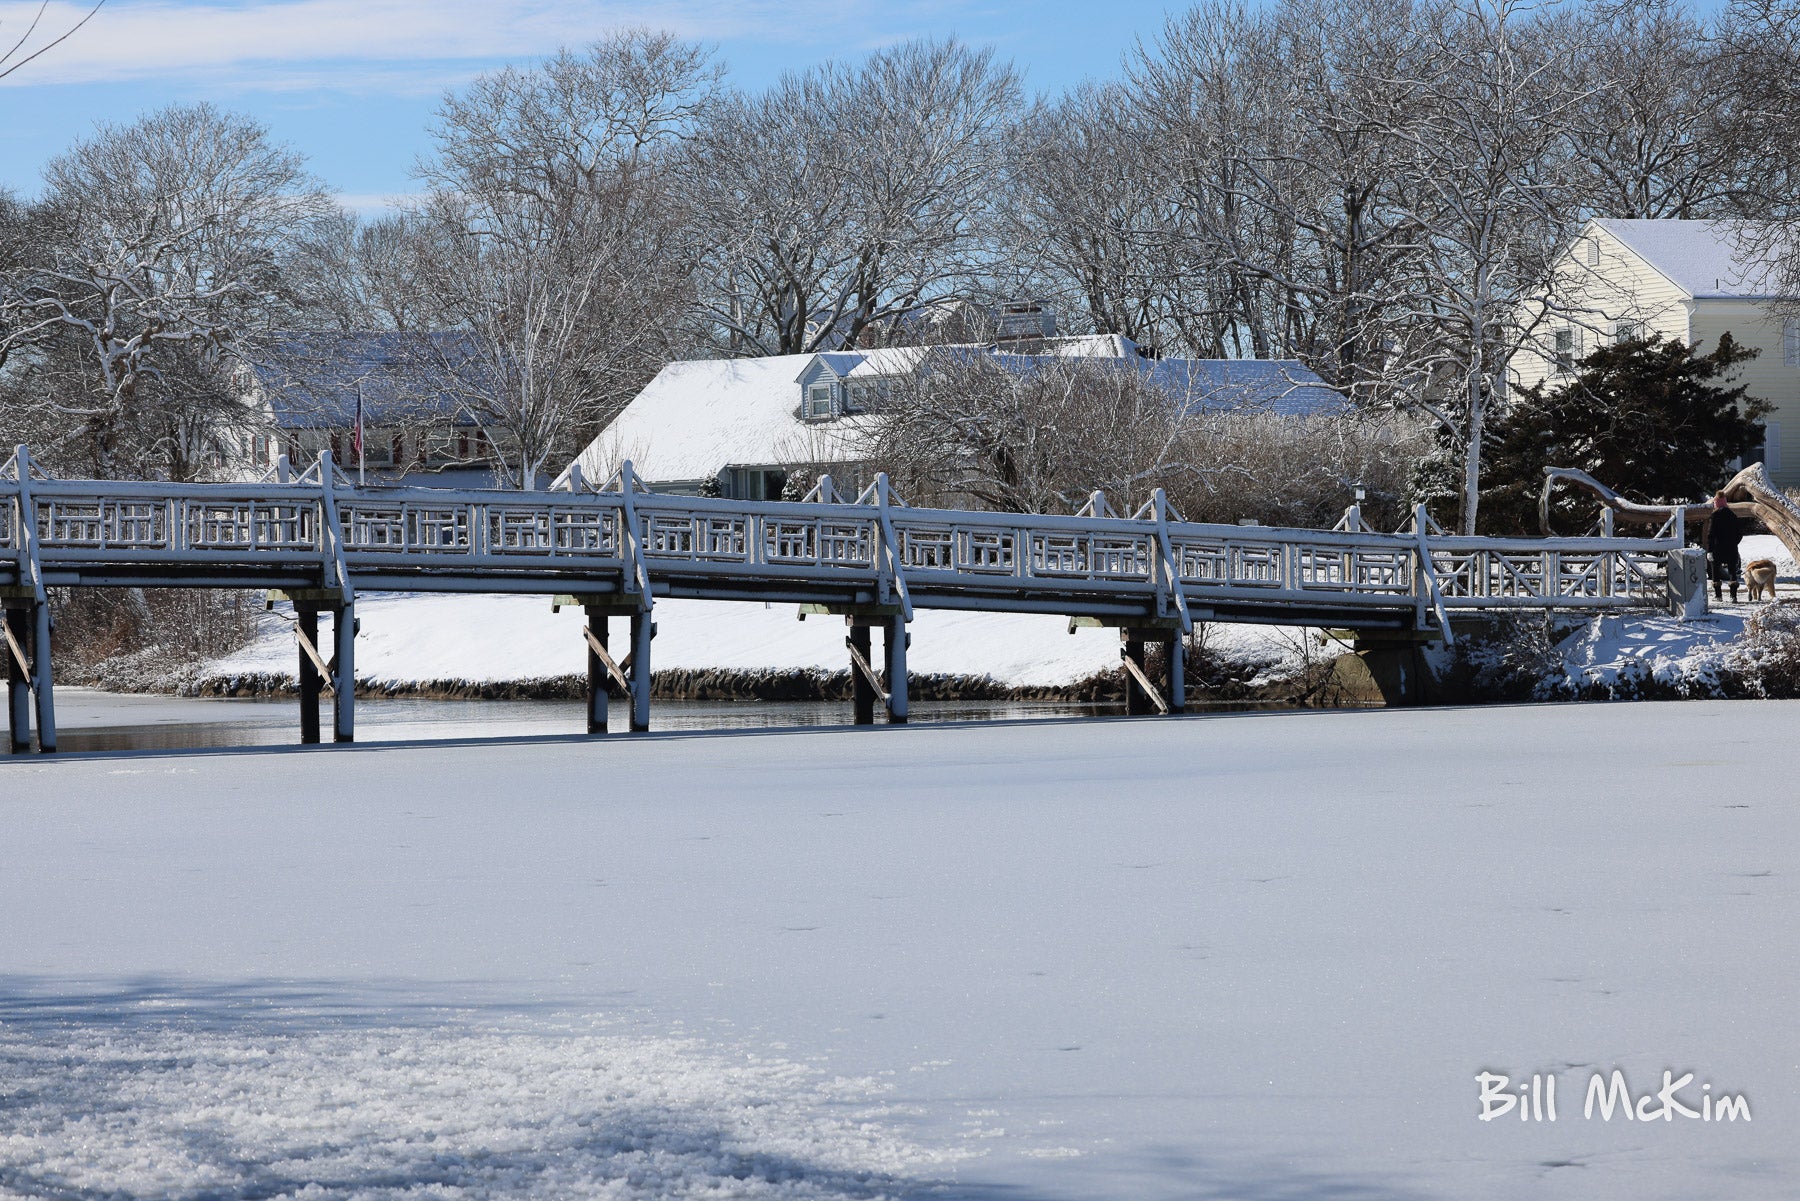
<box><xmin>0</xmin><ymin>103</ymin><xmax>332</xmax><ymax>477</ymax></box>
<box><xmin>0</xmin><ymin>0</ymin><xmax>103</xmax><ymax>82</ymax></box>
<box><xmin>1001</xmin><ymin>85</ymin><xmax>1179</xmax><ymax>349</ymax></box>
<box><xmin>411</xmin><ymin>29</ymin><xmax>716</xmax><ymax>487</ymax></box>
<box><xmin>868</xmin><ymin>351</ymin><xmax>1192</xmax><ymax>513</ymax></box>
<box><xmin>686</xmin><ymin>38</ymin><xmax>1022</xmax><ymax>356</ymax></box>
<box><xmin>1352</xmin><ymin>0</ymin><xmax>1593</xmax><ymax>532</ymax></box>
<box><xmin>1553</xmin><ymin>3</ymin><xmax>1756</xmax><ymax>219</ymax></box>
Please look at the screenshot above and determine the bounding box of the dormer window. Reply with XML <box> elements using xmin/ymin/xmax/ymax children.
<box><xmin>805</xmin><ymin>382</ymin><xmax>834</xmax><ymax>419</ymax></box>
<box><xmin>844</xmin><ymin>377</ymin><xmax>896</xmax><ymax>413</ymax></box>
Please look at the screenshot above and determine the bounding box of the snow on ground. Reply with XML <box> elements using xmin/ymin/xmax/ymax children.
<box><xmin>1741</xmin><ymin>533</ymin><xmax>1797</xmax><ymax>576</ymax></box>
<box><xmin>1552</xmin><ymin>610</ymin><xmax>1747</xmax><ymax>693</ymax></box>
<box><xmin>207</xmin><ymin>593</ymin><xmax>1305</xmax><ymax>688</ymax></box>
<box><xmin>3</xmin><ymin>702</ymin><xmax>1797</xmax><ymax>1199</ymax></box>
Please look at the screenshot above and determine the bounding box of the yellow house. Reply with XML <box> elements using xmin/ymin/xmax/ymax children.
<box><xmin>1512</xmin><ymin>218</ymin><xmax>1792</xmax><ymax>487</ymax></box>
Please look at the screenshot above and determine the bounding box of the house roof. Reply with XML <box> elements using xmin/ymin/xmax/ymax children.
<box><xmin>246</xmin><ymin>332</ymin><xmax>482</xmax><ymax>429</ymax></box>
<box><xmin>570</xmin><ymin>343</ymin><xmax>1346</xmax><ymax>486</ymax></box>
<box><xmin>1592</xmin><ymin>219</ymin><xmax>1784</xmax><ymax>300</ymax></box>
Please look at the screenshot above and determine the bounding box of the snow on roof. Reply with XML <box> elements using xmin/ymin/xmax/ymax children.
<box><xmin>1037</xmin><ymin>333</ymin><xmax>1141</xmax><ymax>358</ymax></box>
<box><xmin>1593</xmin><ymin>219</ymin><xmax>1784</xmax><ymax>299</ymax></box>
<box><xmin>570</xmin><ymin>346</ymin><xmax>1347</xmax><ymax>487</ymax></box>
<box><xmin>573</xmin><ymin>353</ymin><xmax>877</xmax><ymax>484</ymax></box>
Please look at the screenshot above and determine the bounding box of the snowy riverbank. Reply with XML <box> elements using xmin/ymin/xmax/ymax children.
<box><xmin>80</xmin><ymin>534</ymin><xmax>1800</xmax><ymax>705</ymax></box>
<box><xmin>4</xmin><ymin>702</ymin><xmax>1795</xmax><ymax>1198</ymax></box>
<box><xmin>139</xmin><ymin>593</ymin><xmax>1315</xmax><ymax>698</ymax></box>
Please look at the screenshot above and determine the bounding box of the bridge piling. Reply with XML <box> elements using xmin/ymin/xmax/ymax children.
<box><xmin>5</xmin><ymin>605</ymin><xmax>29</xmax><ymax>752</ymax></box>
<box><xmin>332</xmin><ymin>605</ymin><xmax>355</xmax><ymax>743</ymax></box>
<box><xmin>32</xmin><ymin>601</ymin><xmax>55</xmax><ymax>753</ymax></box>
<box><xmin>883</xmin><ymin>616</ymin><xmax>909</xmax><ymax>724</ymax></box>
<box><xmin>628</xmin><ymin>611</ymin><xmax>652</xmax><ymax>732</ymax></box>
<box><xmin>297</xmin><ymin>610</ymin><xmax>322</xmax><ymax>744</ymax></box>
<box><xmin>584</xmin><ymin>608</ymin><xmax>610</xmax><ymax>734</ymax></box>
<box><xmin>1166</xmin><ymin>634</ymin><xmax>1186</xmax><ymax>715</ymax></box>
<box><xmin>849</xmin><ymin>624</ymin><xmax>876</xmax><ymax>725</ymax></box>
<box><xmin>1122</xmin><ymin>634</ymin><xmax>1151</xmax><ymax>715</ymax></box>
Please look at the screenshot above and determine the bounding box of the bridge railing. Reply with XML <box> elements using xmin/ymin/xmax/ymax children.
<box><xmin>0</xmin><ymin>461</ymin><xmax>1682</xmax><ymax>619</ymax></box>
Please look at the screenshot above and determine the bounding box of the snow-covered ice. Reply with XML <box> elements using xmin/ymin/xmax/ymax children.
<box><xmin>3</xmin><ymin>701</ymin><xmax>1796</xmax><ymax>1198</ymax></box>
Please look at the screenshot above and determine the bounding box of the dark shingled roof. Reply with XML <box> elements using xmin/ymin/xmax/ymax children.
<box><xmin>247</xmin><ymin>332</ymin><xmax>486</xmax><ymax>429</ymax></box>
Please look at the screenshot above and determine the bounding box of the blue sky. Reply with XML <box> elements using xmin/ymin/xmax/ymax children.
<box><xmin>0</xmin><ymin>0</ymin><xmax>1179</xmax><ymax>209</ymax></box>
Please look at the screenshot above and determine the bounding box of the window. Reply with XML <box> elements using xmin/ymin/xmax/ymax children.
<box><xmin>725</xmin><ymin>467</ymin><xmax>786</xmax><ymax>500</ymax></box>
<box><xmin>805</xmin><ymin>383</ymin><xmax>835</xmax><ymax>419</ymax></box>
<box><xmin>1614</xmin><ymin>320</ymin><xmax>1640</xmax><ymax>345</ymax></box>
<box><xmin>844</xmin><ymin>377</ymin><xmax>896</xmax><ymax>413</ymax></box>
<box><xmin>1765</xmin><ymin>424</ymin><xmax>1782</xmax><ymax>475</ymax></box>
<box><xmin>1554</xmin><ymin>328</ymin><xmax>1576</xmax><ymax>373</ymax></box>
<box><xmin>1785</xmin><ymin>319</ymin><xmax>1800</xmax><ymax>368</ymax></box>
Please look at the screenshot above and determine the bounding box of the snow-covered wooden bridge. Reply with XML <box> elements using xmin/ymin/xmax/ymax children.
<box><xmin>2</xmin><ymin>447</ymin><xmax>1699</xmax><ymax>752</ymax></box>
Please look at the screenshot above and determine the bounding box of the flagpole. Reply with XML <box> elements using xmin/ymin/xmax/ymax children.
<box><xmin>355</xmin><ymin>380</ymin><xmax>366</xmax><ymax>487</ymax></box>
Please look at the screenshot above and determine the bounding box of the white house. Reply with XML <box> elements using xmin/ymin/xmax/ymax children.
<box><xmin>1512</xmin><ymin>218</ymin><xmax>1793</xmax><ymax>485</ymax></box>
<box><xmin>563</xmin><ymin>337</ymin><xmax>1346</xmax><ymax>499</ymax></box>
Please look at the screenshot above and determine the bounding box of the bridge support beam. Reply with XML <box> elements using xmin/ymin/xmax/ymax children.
<box><xmin>1165</xmin><ymin>633</ymin><xmax>1185</xmax><ymax>716</ymax></box>
<box><xmin>629</xmin><ymin>610</ymin><xmax>653</xmax><ymax>732</ymax></box>
<box><xmin>297</xmin><ymin>609</ymin><xmax>322</xmax><ymax>744</ymax></box>
<box><xmin>849</xmin><ymin>624</ymin><xmax>876</xmax><ymax>725</ymax></box>
<box><xmin>584</xmin><ymin>608</ymin><xmax>611</xmax><ymax>734</ymax></box>
<box><xmin>883</xmin><ymin>615</ymin><xmax>909</xmax><ymax>724</ymax></box>
<box><xmin>1122</xmin><ymin>634</ymin><xmax>1152</xmax><ymax>716</ymax></box>
<box><xmin>279</xmin><ymin>590</ymin><xmax>352</xmax><ymax>746</ymax></box>
<box><xmin>30</xmin><ymin>602</ymin><xmax>54</xmax><ymax>753</ymax></box>
<box><xmin>6</xmin><ymin>604</ymin><xmax>32</xmax><ymax>752</ymax></box>
<box><xmin>1116</xmin><ymin>626</ymin><xmax>1182</xmax><ymax>717</ymax></box>
<box><xmin>332</xmin><ymin>604</ymin><xmax>356</xmax><ymax>743</ymax></box>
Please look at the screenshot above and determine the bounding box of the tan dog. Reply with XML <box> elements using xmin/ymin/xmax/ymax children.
<box><xmin>1746</xmin><ymin>558</ymin><xmax>1778</xmax><ymax>601</ymax></box>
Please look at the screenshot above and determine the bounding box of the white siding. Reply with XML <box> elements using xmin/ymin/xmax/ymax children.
<box><xmin>1511</xmin><ymin>221</ymin><xmax>1693</xmax><ymax>395</ymax></box>
<box><xmin>1689</xmin><ymin>299</ymin><xmax>1800</xmax><ymax>489</ymax></box>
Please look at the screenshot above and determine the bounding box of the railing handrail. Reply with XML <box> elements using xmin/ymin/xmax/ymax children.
<box><xmin>0</xmin><ymin>459</ymin><xmax>1689</xmax><ymax>626</ymax></box>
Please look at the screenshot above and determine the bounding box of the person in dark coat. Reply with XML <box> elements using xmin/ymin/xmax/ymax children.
<box><xmin>1706</xmin><ymin>492</ymin><xmax>1745</xmax><ymax>603</ymax></box>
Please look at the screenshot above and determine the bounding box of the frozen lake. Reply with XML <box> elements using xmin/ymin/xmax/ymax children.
<box><xmin>1</xmin><ymin>700</ymin><xmax>1793</xmax><ymax>1198</ymax></box>
<box><xmin>29</xmin><ymin>688</ymin><xmax>1113</xmax><ymax>752</ymax></box>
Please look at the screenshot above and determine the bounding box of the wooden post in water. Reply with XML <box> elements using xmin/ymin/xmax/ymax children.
<box><xmin>585</xmin><ymin>607</ymin><xmax>609</xmax><ymax>734</ymax></box>
<box><xmin>298</xmin><ymin>609</ymin><xmax>321</xmax><ymax>744</ymax></box>
<box><xmin>31</xmin><ymin>601</ymin><xmax>54</xmax><ymax>752</ymax></box>
<box><xmin>849</xmin><ymin>623</ymin><xmax>875</xmax><ymax>725</ymax></box>
<box><xmin>1165</xmin><ymin>634</ymin><xmax>1185</xmax><ymax>715</ymax></box>
<box><xmin>883</xmin><ymin>616</ymin><xmax>908</xmax><ymax>724</ymax></box>
<box><xmin>1122</xmin><ymin>632</ymin><xmax>1150</xmax><ymax>716</ymax></box>
<box><xmin>628</xmin><ymin>611</ymin><xmax>652</xmax><ymax>732</ymax></box>
<box><xmin>5</xmin><ymin>605</ymin><xmax>29</xmax><ymax>752</ymax></box>
<box><xmin>332</xmin><ymin>604</ymin><xmax>356</xmax><ymax>743</ymax></box>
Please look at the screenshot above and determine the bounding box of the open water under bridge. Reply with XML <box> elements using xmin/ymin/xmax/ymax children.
<box><xmin>1</xmin><ymin>448</ymin><xmax>1702</xmax><ymax>753</ymax></box>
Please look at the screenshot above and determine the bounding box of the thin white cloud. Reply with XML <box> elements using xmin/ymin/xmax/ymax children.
<box><xmin>334</xmin><ymin>190</ymin><xmax>421</xmax><ymax>215</ymax></box>
<box><xmin>0</xmin><ymin>0</ymin><xmax>890</xmax><ymax>87</ymax></box>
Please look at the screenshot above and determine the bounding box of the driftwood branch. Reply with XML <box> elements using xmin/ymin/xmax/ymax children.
<box><xmin>1541</xmin><ymin>463</ymin><xmax>1800</xmax><ymax>566</ymax></box>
